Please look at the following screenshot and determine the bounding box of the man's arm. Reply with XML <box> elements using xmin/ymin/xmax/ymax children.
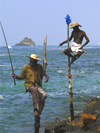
<box><xmin>58</xmin><ymin>32</ymin><xmax>73</xmax><ymax>46</ymax></box>
<box><xmin>11</xmin><ymin>73</ymin><xmax>25</xmax><ymax>80</ymax></box>
<box><xmin>44</xmin><ymin>72</ymin><xmax>49</xmax><ymax>82</ymax></box>
<box><xmin>11</xmin><ymin>66</ymin><xmax>26</xmax><ymax>80</ymax></box>
<box><xmin>80</xmin><ymin>32</ymin><xmax>90</xmax><ymax>49</ymax></box>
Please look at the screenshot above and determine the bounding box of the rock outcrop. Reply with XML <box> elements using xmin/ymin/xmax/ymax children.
<box><xmin>45</xmin><ymin>97</ymin><xmax>100</xmax><ymax>133</ymax></box>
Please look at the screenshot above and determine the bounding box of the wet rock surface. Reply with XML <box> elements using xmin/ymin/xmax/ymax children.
<box><xmin>45</xmin><ymin>97</ymin><xmax>100</xmax><ymax>133</ymax></box>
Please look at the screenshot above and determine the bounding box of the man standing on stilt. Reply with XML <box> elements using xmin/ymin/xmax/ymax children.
<box><xmin>12</xmin><ymin>54</ymin><xmax>49</xmax><ymax>133</ymax></box>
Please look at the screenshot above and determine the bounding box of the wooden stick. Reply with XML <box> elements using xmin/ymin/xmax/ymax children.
<box><xmin>67</xmin><ymin>24</ymin><xmax>74</xmax><ymax>121</ymax></box>
<box><xmin>34</xmin><ymin>115</ymin><xmax>40</xmax><ymax>133</ymax></box>
<box><xmin>0</xmin><ymin>21</ymin><xmax>16</xmax><ymax>85</ymax></box>
<box><xmin>43</xmin><ymin>35</ymin><xmax>47</xmax><ymax>73</ymax></box>
<box><xmin>34</xmin><ymin>35</ymin><xmax>47</xmax><ymax>133</ymax></box>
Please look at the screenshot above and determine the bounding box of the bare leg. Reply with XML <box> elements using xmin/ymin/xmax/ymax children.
<box><xmin>71</xmin><ymin>55</ymin><xmax>78</xmax><ymax>64</ymax></box>
<box><xmin>63</xmin><ymin>48</ymin><xmax>73</xmax><ymax>58</ymax></box>
<box><xmin>34</xmin><ymin>115</ymin><xmax>40</xmax><ymax>133</ymax></box>
<box><xmin>71</xmin><ymin>51</ymin><xmax>85</xmax><ymax>64</ymax></box>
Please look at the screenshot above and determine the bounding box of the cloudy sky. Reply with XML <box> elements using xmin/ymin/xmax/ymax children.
<box><xmin>0</xmin><ymin>0</ymin><xmax>100</xmax><ymax>46</ymax></box>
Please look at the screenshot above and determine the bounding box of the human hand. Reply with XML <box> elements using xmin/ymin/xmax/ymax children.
<box><xmin>45</xmin><ymin>76</ymin><xmax>49</xmax><ymax>82</ymax></box>
<box><xmin>11</xmin><ymin>73</ymin><xmax>17</xmax><ymax>79</ymax></box>
<box><xmin>58</xmin><ymin>43</ymin><xmax>63</xmax><ymax>47</ymax></box>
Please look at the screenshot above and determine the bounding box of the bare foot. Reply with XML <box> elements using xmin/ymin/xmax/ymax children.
<box><xmin>59</xmin><ymin>49</ymin><xmax>64</xmax><ymax>52</ymax></box>
<box><xmin>34</xmin><ymin>110</ymin><xmax>38</xmax><ymax>116</ymax></box>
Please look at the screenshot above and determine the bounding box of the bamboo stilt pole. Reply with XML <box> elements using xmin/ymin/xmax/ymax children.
<box><xmin>67</xmin><ymin>24</ymin><xmax>74</xmax><ymax>121</ymax></box>
<box><xmin>34</xmin><ymin>35</ymin><xmax>47</xmax><ymax>133</ymax></box>
<box><xmin>34</xmin><ymin>115</ymin><xmax>40</xmax><ymax>133</ymax></box>
<box><xmin>43</xmin><ymin>35</ymin><xmax>47</xmax><ymax>73</ymax></box>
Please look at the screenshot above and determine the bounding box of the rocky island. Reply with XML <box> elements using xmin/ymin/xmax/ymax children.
<box><xmin>15</xmin><ymin>37</ymin><xmax>35</xmax><ymax>46</ymax></box>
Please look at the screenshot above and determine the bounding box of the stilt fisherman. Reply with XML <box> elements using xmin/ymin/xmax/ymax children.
<box><xmin>12</xmin><ymin>54</ymin><xmax>49</xmax><ymax>133</ymax></box>
<box><xmin>59</xmin><ymin>22</ymin><xmax>90</xmax><ymax>64</ymax></box>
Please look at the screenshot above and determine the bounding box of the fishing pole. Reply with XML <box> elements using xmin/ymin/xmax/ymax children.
<box><xmin>38</xmin><ymin>45</ymin><xmax>59</xmax><ymax>57</ymax></box>
<box><xmin>0</xmin><ymin>21</ymin><xmax>16</xmax><ymax>85</ymax></box>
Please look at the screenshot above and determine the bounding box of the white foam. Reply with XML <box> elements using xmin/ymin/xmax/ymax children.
<box><xmin>48</xmin><ymin>91</ymin><xmax>67</xmax><ymax>97</ymax></box>
<box><xmin>0</xmin><ymin>95</ymin><xmax>4</xmax><ymax>99</ymax></box>
<box><xmin>57</xmin><ymin>70</ymin><xmax>65</xmax><ymax>73</ymax></box>
<box><xmin>0</xmin><ymin>65</ymin><xmax>5</xmax><ymax>66</ymax></box>
<box><xmin>8</xmin><ymin>46</ymin><xmax>12</xmax><ymax>49</ymax></box>
<box><xmin>0</xmin><ymin>54</ymin><xmax>8</xmax><ymax>56</ymax></box>
<box><xmin>0</xmin><ymin>65</ymin><xmax>10</xmax><ymax>67</ymax></box>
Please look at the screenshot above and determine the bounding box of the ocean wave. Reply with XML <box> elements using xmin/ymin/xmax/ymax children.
<box><xmin>48</xmin><ymin>91</ymin><xmax>67</xmax><ymax>98</ymax></box>
<box><xmin>0</xmin><ymin>65</ymin><xmax>11</xmax><ymax>67</ymax></box>
<box><xmin>0</xmin><ymin>65</ymin><xmax>6</xmax><ymax>67</ymax></box>
<box><xmin>0</xmin><ymin>93</ymin><xmax>27</xmax><ymax>100</ymax></box>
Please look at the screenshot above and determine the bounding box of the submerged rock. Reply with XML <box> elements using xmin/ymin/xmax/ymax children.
<box><xmin>45</xmin><ymin>97</ymin><xmax>100</xmax><ymax>133</ymax></box>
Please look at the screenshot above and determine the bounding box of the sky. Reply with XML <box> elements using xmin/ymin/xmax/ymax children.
<box><xmin>0</xmin><ymin>0</ymin><xmax>100</xmax><ymax>46</ymax></box>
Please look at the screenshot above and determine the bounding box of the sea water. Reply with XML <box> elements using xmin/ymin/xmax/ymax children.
<box><xmin>0</xmin><ymin>45</ymin><xmax>100</xmax><ymax>133</ymax></box>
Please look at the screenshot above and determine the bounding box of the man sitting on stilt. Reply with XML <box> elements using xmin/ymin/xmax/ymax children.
<box><xmin>59</xmin><ymin>22</ymin><xmax>90</xmax><ymax>64</ymax></box>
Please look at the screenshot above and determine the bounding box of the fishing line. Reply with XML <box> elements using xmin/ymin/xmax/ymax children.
<box><xmin>38</xmin><ymin>46</ymin><xmax>59</xmax><ymax>57</ymax></box>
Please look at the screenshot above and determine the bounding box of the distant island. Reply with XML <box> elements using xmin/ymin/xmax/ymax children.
<box><xmin>15</xmin><ymin>37</ymin><xmax>36</xmax><ymax>46</ymax></box>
